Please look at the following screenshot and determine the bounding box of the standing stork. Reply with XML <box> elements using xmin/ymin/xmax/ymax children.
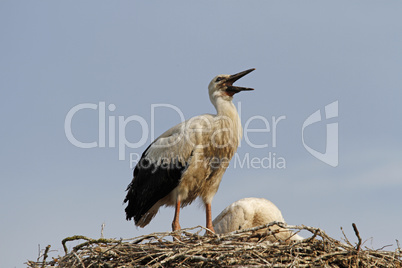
<box><xmin>124</xmin><ymin>68</ymin><xmax>255</xmax><ymax>233</ymax></box>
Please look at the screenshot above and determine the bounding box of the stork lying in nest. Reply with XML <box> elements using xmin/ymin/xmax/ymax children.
<box><xmin>213</xmin><ymin>197</ymin><xmax>303</xmax><ymax>242</ymax></box>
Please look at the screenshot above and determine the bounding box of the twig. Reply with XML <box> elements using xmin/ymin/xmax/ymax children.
<box><xmin>41</xmin><ymin>245</ymin><xmax>51</xmax><ymax>268</ymax></box>
<box><xmin>304</xmin><ymin>228</ymin><xmax>319</xmax><ymax>243</ymax></box>
<box><xmin>100</xmin><ymin>222</ymin><xmax>105</xmax><ymax>239</ymax></box>
<box><xmin>61</xmin><ymin>235</ymin><xmax>121</xmax><ymax>254</ymax></box>
<box><xmin>352</xmin><ymin>223</ymin><xmax>362</xmax><ymax>252</ymax></box>
<box><xmin>183</xmin><ymin>254</ymin><xmax>215</xmax><ymax>263</ymax></box>
<box><xmin>340</xmin><ymin>226</ymin><xmax>352</xmax><ymax>247</ymax></box>
<box><xmin>73</xmin><ymin>252</ymin><xmax>86</xmax><ymax>268</ymax></box>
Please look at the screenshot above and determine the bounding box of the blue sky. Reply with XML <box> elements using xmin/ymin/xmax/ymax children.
<box><xmin>1</xmin><ymin>1</ymin><xmax>401</xmax><ymax>267</ymax></box>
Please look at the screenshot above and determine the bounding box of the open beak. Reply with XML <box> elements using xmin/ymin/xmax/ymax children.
<box><xmin>225</xmin><ymin>68</ymin><xmax>255</xmax><ymax>94</ymax></box>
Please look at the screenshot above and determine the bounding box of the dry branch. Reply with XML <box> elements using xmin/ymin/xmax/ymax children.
<box><xmin>352</xmin><ymin>223</ymin><xmax>362</xmax><ymax>252</ymax></box>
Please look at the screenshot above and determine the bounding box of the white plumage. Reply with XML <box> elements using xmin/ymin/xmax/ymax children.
<box><xmin>213</xmin><ymin>198</ymin><xmax>303</xmax><ymax>242</ymax></box>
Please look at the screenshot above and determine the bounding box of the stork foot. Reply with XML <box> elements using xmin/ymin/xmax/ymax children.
<box><xmin>172</xmin><ymin>221</ymin><xmax>181</xmax><ymax>232</ymax></box>
<box><xmin>171</xmin><ymin>221</ymin><xmax>182</xmax><ymax>241</ymax></box>
<box><xmin>205</xmin><ymin>224</ymin><xmax>215</xmax><ymax>236</ymax></box>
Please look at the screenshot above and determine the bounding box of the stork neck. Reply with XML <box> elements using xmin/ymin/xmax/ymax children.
<box><xmin>214</xmin><ymin>98</ymin><xmax>238</xmax><ymax>117</ymax></box>
<box><xmin>214</xmin><ymin>98</ymin><xmax>243</xmax><ymax>143</ymax></box>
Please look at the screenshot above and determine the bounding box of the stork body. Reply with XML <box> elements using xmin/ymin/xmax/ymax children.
<box><xmin>124</xmin><ymin>69</ymin><xmax>255</xmax><ymax>232</ymax></box>
<box><xmin>213</xmin><ymin>198</ymin><xmax>303</xmax><ymax>241</ymax></box>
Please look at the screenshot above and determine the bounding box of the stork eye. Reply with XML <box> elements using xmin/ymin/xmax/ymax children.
<box><xmin>215</xmin><ymin>77</ymin><xmax>224</xmax><ymax>82</ymax></box>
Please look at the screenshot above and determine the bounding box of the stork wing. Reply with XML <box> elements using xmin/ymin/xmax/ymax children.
<box><xmin>124</xmin><ymin>114</ymin><xmax>214</xmax><ymax>226</ymax></box>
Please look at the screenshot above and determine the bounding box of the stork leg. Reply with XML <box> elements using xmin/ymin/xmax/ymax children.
<box><xmin>172</xmin><ymin>199</ymin><xmax>181</xmax><ymax>231</ymax></box>
<box><xmin>205</xmin><ymin>203</ymin><xmax>215</xmax><ymax>234</ymax></box>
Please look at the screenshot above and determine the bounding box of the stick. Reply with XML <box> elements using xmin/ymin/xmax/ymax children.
<box><xmin>352</xmin><ymin>223</ymin><xmax>362</xmax><ymax>252</ymax></box>
<box><xmin>41</xmin><ymin>245</ymin><xmax>51</xmax><ymax>268</ymax></box>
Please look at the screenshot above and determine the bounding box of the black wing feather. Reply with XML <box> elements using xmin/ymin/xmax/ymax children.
<box><xmin>124</xmin><ymin>145</ymin><xmax>189</xmax><ymax>225</ymax></box>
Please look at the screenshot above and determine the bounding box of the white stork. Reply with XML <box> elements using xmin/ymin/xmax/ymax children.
<box><xmin>124</xmin><ymin>68</ymin><xmax>255</xmax><ymax>233</ymax></box>
<box><xmin>213</xmin><ymin>198</ymin><xmax>303</xmax><ymax>241</ymax></box>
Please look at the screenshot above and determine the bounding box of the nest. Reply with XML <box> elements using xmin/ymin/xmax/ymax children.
<box><xmin>28</xmin><ymin>222</ymin><xmax>401</xmax><ymax>267</ymax></box>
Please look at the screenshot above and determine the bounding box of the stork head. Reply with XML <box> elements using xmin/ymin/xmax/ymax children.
<box><xmin>208</xmin><ymin>68</ymin><xmax>255</xmax><ymax>104</ymax></box>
